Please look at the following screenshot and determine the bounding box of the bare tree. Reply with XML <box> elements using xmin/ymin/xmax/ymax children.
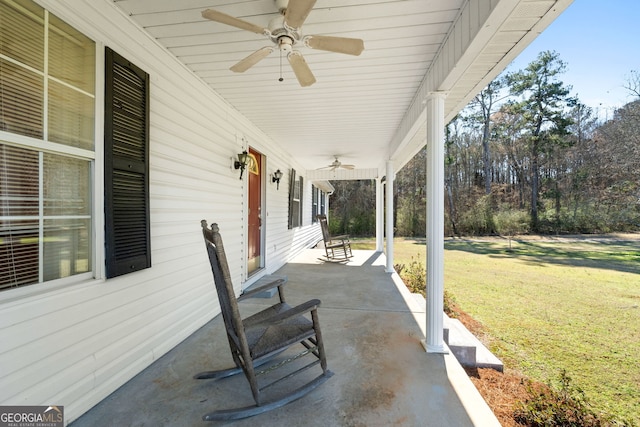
<box><xmin>467</xmin><ymin>77</ymin><xmax>508</xmax><ymax>194</ymax></box>
<box><xmin>623</xmin><ymin>69</ymin><xmax>640</xmax><ymax>99</ymax></box>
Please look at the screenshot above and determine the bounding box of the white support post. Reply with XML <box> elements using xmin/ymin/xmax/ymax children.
<box><xmin>425</xmin><ymin>92</ymin><xmax>447</xmax><ymax>353</ymax></box>
<box><xmin>376</xmin><ymin>177</ymin><xmax>384</xmax><ymax>252</ymax></box>
<box><xmin>385</xmin><ymin>161</ymin><xmax>394</xmax><ymax>273</ymax></box>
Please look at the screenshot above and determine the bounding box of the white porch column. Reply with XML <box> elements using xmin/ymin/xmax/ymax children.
<box><xmin>375</xmin><ymin>177</ymin><xmax>384</xmax><ymax>252</ymax></box>
<box><xmin>385</xmin><ymin>161</ymin><xmax>394</xmax><ymax>273</ymax></box>
<box><xmin>425</xmin><ymin>92</ymin><xmax>447</xmax><ymax>353</ymax></box>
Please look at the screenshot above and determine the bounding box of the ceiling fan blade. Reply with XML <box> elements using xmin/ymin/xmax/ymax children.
<box><xmin>288</xmin><ymin>51</ymin><xmax>316</xmax><ymax>87</ymax></box>
<box><xmin>342</xmin><ymin>164</ymin><xmax>356</xmax><ymax>170</ymax></box>
<box><xmin>284</xmin><ymin>0</ymin><xmax>316</xmax><ymax>29</ymax></box>
<box><xmin>202</xmin><ymin>9</ymin><xmax>267</xmax><ymax>34</ymax></box>
<box><xmin>230</xmin><ymin>47</ymin><xmax>274</xmax><ymax>73</ymax></box>
<box><xmin>305</xmin><ymin>35</ymin><xmax>365</xmax><ymax>56</ymax></box>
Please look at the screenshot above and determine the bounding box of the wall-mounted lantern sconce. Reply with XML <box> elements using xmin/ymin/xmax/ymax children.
<box><xmin>272</xmin><ymin>169</ymin><xmax>283</xmax><ymax>189</ymax></box>
<box><xmin>234</xmin><ymin>151</ymin><xmax>249</xmax><ymax>180</ymax></box>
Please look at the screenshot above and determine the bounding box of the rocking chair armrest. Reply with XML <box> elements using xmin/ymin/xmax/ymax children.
<box><xmin>238</xmin><ymin>278</ymin><xmax>287</xmax><ymax>301</ymax></box>
<box><xmin>265</xmin><ymin>299</ymin><xmax>321</xmax><ymax>325</ymax></box>
<box><xmin>331</xmin><ymin>234</ymin><xmax>350</xmax><ymax>241</ymax></box>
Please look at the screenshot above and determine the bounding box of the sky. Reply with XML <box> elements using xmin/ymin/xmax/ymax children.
<box><xmin>505</xmin><ymin>0</ymin><xmax>640</xmax><ymax>119</ymax></box>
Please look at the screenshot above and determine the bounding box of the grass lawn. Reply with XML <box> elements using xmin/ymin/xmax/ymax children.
<box><xmin>353</xmin><ymin>235</ymin><xmax>640</xmax><ymax>424</ymax></box>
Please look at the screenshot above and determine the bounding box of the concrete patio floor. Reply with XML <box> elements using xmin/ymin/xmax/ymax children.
<box><xmin>70</xmin><ymin>249</ymin><xmax>500</xmax><ymax>427</ymax></box>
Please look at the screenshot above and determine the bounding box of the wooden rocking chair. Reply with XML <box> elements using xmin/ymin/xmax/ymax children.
<box><xmin>195</xmin><ymin>220</ymin><xmax>333</xmax><ymax>421</ymax></box>
<box><xmin>316</xmin><ymin>215</ymin><xmax>353</xmax><ymax>260</ymax></box>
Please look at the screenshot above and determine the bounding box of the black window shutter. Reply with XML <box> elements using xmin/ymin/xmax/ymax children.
<box><xmin>288</xmin><ymin>169</ymin><xmax>296</xmax><ymax>230</ymax></box>
<box><xmin>104</xmin><ymin>47</ymin><xmax>151</xmax><ymax>278</ymax></box>
<box><xmin>298</xmin><ymin>176</ymin><xmax>304</xmax><ymax>224</ymax></box>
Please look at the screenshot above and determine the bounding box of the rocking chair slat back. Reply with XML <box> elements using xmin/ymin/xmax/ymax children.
<box><xmin>201</xmin><ymin>220</ymin><xmax>243</xmax><ymax>341</ymax></box>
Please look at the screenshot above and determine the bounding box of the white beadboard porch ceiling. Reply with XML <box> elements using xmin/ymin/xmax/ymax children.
<box><xmin>112</xmin><ymin>0</ymin><xmax>571</xmax><ymax>173</ymax></box>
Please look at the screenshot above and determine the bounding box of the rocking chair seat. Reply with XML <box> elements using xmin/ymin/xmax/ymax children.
<box><xmin>244</xmin><ymin>301</ymin><xmax>318</xmax><ymax>359</ymax></box>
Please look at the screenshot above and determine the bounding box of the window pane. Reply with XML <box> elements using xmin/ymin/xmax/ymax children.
<box><xmin>48</xmin><ymin>79</ymin><xmax>94</xmax><ymax>149</ymax></box>
<box><xmin>0</xmin><ymin>219</ymin><xmax>39</xmax><ymax>290</ymax></box>
<box><xmin>293</xmin><ymin>179</ymin><xmax>300</xmax><ymax>200</ymax></box>
<box><xmin>292</xmin><ymin>201</ymin><xmax>300</xmax><ymax>228</ymax></box>
<box><xmin>43</xmin><ymin>218</ymin><xmax>90</xmax><ymax>281</ymax></box>
<box><xmin>0</xmin><ymin>143</ymin><xmax>39</xmax><ymax>216</ymax></box>
<box><xmin>43</xmin><ymin>153</ymin><xmax>90</xmax><ymax>216</ymax></box>
<box><xmin>48</xmin><ymin>13</ymin><xmax>95</xmax><ymax>94</ymax></box>
<box><xmin>0</xmin><ymin>0</ymin><xmax>45</xmax><ymax>71</ymax></box>
<box><xmin>0</xmin><ymin>58</ymin><xmax>44</xmax><ymax>138</ymax></box>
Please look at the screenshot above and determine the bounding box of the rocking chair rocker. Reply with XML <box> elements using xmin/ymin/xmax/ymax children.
<box><xmin>195</xmin><ymin>220</ymin><xmax>333</xmax><ymax>421</ymax></box>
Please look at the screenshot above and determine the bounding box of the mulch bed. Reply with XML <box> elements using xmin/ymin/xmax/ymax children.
<box><xmin>451</xmin><ymin>302</ymin><xmax>544</xmax><ymax>427</ymax></box>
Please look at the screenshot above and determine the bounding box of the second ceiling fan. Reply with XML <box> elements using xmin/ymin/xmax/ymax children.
<box><xmin>202</xmin><ymin>0</ymin><xmax>365</xmax><ymax>87</ymax></box>
<box><xmin>319</xmin><ymin>157</ymin><xmax>356</xmax><ymax>171</ymax></box>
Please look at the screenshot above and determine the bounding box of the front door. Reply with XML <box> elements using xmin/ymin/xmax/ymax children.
<box><xmin>247</xmin><ymin>147</ymin><xmax>262</xmax><ymax>274</ymax></box>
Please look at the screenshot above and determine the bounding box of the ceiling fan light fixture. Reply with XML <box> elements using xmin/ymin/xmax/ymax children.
<box><xmin>278</xmin><ymin>36</ymin><xmax>293</xmax><ymax>53</ymax></box>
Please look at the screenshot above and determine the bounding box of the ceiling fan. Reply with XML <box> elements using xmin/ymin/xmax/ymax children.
<box><xmin>201</xmin><ymin>0</ymin><xmax>365</xmax><ymax>87</ymax></box>
<box><xmin>319</xmin><ymin>157</ymin><xmax>356</xmax><ymax>171</ymax></box>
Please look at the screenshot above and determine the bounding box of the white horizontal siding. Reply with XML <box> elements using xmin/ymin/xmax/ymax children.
<box><xmin>1</xmin><ymin>0</ymin><xmax>324</xmax><ymax>424</ymax></box>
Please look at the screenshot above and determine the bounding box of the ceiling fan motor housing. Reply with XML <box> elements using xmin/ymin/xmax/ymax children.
<box><xmin>269</xmin><ymin>14</ymin><xmax>301</xmax><ymax>45</ymax></box>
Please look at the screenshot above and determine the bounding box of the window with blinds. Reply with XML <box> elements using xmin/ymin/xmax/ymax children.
<box><xmin>0</xmin><ymin>0</ymin><xmax>95</xmax><ymax>291</ymax></box>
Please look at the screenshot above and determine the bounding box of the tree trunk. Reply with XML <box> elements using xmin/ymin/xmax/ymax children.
<box><xmin>483</xmin><ymin>116</ymin><xmax>492</xmax><ymax>194</ymax></box>
<box><xmin>530</xmin><ymin>129</ymin><xmax>541</xmax><ymax>232</ymax></box>
<box><xmin>446</xmin><ymin>178</ymin><xmax>458</xmax><ymax>236</ymax></box>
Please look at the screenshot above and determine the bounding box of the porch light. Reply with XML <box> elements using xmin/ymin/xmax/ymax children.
<box><xmin>272</xmin><ymin>169</ymin><xmax>283</xmax><ymax>189</ymax></box>
<box><xmin>234</xmin><ymin>151</ymin><xmax>249</xmax><ymax>179</ymax></box>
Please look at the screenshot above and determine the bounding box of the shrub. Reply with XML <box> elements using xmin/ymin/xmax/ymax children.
<box><xmin>495</xmin><ymin>208</ymin><xmax>530</xmax><ymax>249</ymax></box>
<box><xmin>514</xmin><ymin>370</ymin><xmax>633</xmax><ymax>427</ymax></box>
<box><xmin>394</xmin><ymin>256</ymin><xmax>425</xmax><ymax>297</ymax></box>
<box><xmin>394</xmin><ymin>258</ymin><xmax>457</xmax><ymax>317</ymax></box>
<box><xmin>495</xmin><ymin>209</ymin><xmax>530</xmax><ymax>237</ymax></box>
<box><xmin>458</xmin><ymin>194</ymin><xmax>497</xmax><ymax>235</ymax></box>
<box><xmin>443</xmin><ymin>290</ymin><xmax>458</xmax><ymax>318</ymax></box>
